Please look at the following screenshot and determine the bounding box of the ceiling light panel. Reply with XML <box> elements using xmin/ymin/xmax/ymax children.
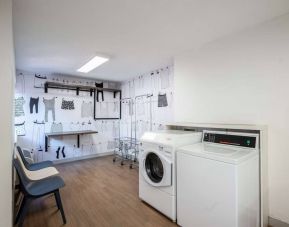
<box><xmin>77</xmin><ymin>56</ymin><xmax>109</xmax><ymax>73</ymax></box>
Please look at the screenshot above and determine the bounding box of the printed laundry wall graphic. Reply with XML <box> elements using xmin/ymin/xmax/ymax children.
<box><xmin>14</xmin><ymin>97</ymin><xmax>25</xmax><ymax>117</ymax></box>
<box><xmin>81</xmin><ymin>101</ymin><xmax>93</xmax><ymax>118</ymax></box>
<box><xmin>34</xmin><ymin>74</ymin><xmax>47</xmax><ymax>88</ymax></box>
<box><xmin>61</xmin><ymin>99</ymin><xmax>75</xmax><ymax>110</ymax></box>
<box><xmin>29</xmin><ymin>97</ymin><xmax>39</xmax><ymax>114</ymax></box>
<box><xmin>31</xmin><ymin>120</ymin><xmax>45</xmax><ymax>159</ymax></box>
<box><xmin>14</xmin><ymin>67</ymin><xmax>173</xmax><ymax>163</ymax></box>
<box><xmin>121</xmin><ymin>66</ymin><xmax>174</xmax><ymax>140</ymax></box>
<box><xmin>51</xmin><ymin>122</ymin><xmax>63</xmax><ymax>133</ymax></box>
<box><xmin>95</xmin><ymin>82</ymin><xmax>104</xmax><ymax>102</ymax></box>
<box><xmin>43</xmin><ymin>97</ymin><xmax>56</xmax><ymax>122</ymax></box>
<box><xmin>15</xmin><ymin>122</ymin><xmax>26</xmax><ymax>136</ymax></box>
<box><xmin>158</xmin><ymin>93</ymin><xmax>168</xmax><ymax>107</ymax></box>
<box><xmin>94</xmin><ymin>91</ymin><xmax>121</xmax><ymax>119</ymax></box>
<box><xmin>15</xmin><ymin>71</ymin><xmax>121</xmax><ymax>163</ymax></box>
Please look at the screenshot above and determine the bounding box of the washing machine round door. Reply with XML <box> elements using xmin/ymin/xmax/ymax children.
<box><xmin>145</xmin><ymin>152</ymin><xmax>164</xmax><ymax>183</ymax></box>
<box><xmin>141</xmin><ymin>150</ymin><xmax>172</xmax><ymax>187</ymax></box>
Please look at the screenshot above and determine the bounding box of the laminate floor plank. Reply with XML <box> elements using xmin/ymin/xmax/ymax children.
<box><xmin>21</xmin><ymin>156</ymin><xmax>178</xmax><ymax>227</ymax></box>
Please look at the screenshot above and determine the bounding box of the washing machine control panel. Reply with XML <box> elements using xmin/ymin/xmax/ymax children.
<box><xmin>203</xmin><ymin>132</ymin><xmax>257</xmax><ymax>148</ymax></box>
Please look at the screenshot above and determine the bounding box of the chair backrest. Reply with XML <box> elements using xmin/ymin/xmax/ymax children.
<box><xmin>16</xmin><ymin>146</ymin><xmax>30</xmax><ymax>169</ymax></box>
<box><xmin>22</xmin><ymin>149</ymin><xmax>32</xmax><ymax>159</ymax></box>
<box><xmin>13</xmin><ymin>158</ymin><xmax>30</xmax><ymax>193</ymax></box>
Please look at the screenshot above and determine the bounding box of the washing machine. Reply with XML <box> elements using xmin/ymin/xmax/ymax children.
<box><xmin>139</xmin><ymin>130</ymin><xmax>202</xmax><ymax>221</ymax></box>
<box><xmin>177</xmin><ymin>130</ymin><xmax>260</xmax><ymax>227</ymax></box>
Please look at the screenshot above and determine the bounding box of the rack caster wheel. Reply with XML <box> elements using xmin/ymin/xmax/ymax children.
<box><xmin>129</xmin><ymin>164</ymin><xmax>133</xmax><ymax>169</ymax></box>
<box><xmin>121</xmin><ymin>161</ymin><xmax>124</xmax><ymax>166</ymax></box>
<box><xmin>113</xmin><ymin>158</ymin><xmax>116</xmax><ymax>162</ymax></box>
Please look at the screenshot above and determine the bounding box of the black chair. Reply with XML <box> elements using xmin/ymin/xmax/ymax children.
<box><xmin>13</xmin><ymin>158</ymin><xmax>66</xmax><ymax>227</ymax></box>
<box><xmin>17</xmin><ymin>146</ymin><xmax>53</xmax><ymax>171</ymax></box>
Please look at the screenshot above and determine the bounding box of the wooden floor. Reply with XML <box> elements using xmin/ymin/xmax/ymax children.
<box><xmin>22</xmin><ymin>156</ymin><xmax>178</xmax><ymax>227</ymax></box>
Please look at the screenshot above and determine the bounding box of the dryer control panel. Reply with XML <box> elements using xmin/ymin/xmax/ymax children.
<box><xmin>203</xmin><ymin>132</ymin><xmax>257</xmax><ymax>148</ymax></box>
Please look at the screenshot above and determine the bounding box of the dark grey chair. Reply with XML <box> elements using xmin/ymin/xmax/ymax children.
<box><xmin>17</xmin><ymin>146</ymin><xmax>53</xmax><ymax>171</ymax></box>
<box><xmin>13</xmin><ymin>158</ymin><xmax>66</xmax><ymax>227</ymax></box>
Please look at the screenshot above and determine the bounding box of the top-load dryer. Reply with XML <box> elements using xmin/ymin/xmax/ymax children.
<box><xmin>139</xmin><ymin>130</ymin><xmax>202</xmax><ymax>221</ymax></box>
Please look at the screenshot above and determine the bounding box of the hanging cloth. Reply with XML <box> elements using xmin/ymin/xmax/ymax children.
<box><xmin>95</xmin><ymin>82</ymin><xmax>104</xmax><ymax>102</ymax></box>
<box><xmin>14</xmin><ymin>97</ymin><xmax>25</xmax><ymax>117</ymax></box>
<box><xmin>61</xmin><ymin>98</ymin><xmax>75</xmax><ymax>110</ymax></box>
<box><xmin>34</xmin><ymin>74</ymin><xmax>47</xmax><ymax>88</ymax></box>
<box><xmin>158</xmin><ymin>93</ymin><xmax>168</xmax><ymax>107</ymax></box>
<box><xmin>43</xmin><ymin>98</ymin><xmax>56</xmax><ymax>122</ymax></box>
<box><xmin>29</xmin><ymin>97</ymin><xmax>39</xmax><ymax>114</ymax></box>
<box><xmin>81</xmin><ymin>101</ymin><xmax>93</xmax><ymax>118</ymax></box>
<box><xmin>15</xmin><ymin>121</ymin><xmax>26</xmax><ymax>136</ymax></box>
<box><xmin>51</xmin><ymin>122</ymin><xmax>63</xmax><ymax>133</ymax></box>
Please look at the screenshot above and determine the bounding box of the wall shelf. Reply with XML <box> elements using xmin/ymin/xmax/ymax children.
<box><xmin>44</xmin><ymin>82</ymin><xmax>122</xmax><ymax>120</ymax></box>
<box><xmin>45</xmin><ymin>82</ymin><xmax>95</xmax><ymax>96</ymax></box>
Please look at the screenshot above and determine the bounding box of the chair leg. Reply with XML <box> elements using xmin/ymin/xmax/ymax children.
<box><xmin>16</xmin><ymin>196</ymin><xmax>30</xmax><ymax>227</ymax></box>
<box><xmin>54</xmin><ymin>191</ymin><xmax>60</xmax><ymax>210</ymax></box>
<box><xmin>54</xmin><ymin>190</ymin><xmax>66</xmax><ymax>224</ymax></box>
<box><xmin>14</xmin><ymin>195</ymin><xmax>25</xmax><ymax>225</ymax></box>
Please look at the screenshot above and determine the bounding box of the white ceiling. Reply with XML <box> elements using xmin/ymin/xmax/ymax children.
<box><xmin>13</xmin><ymin>0</ymin><xmax>289</xmax><ymax>81</ymax></box>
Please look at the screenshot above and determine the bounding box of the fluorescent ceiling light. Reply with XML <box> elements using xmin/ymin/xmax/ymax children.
<box><xmin>77</xmin><ymin>56</ymin><xmax>109</xmax><ymax>73</ymax></box>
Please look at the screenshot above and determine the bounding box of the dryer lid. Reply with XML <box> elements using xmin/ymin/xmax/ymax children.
<box><xmin>140</xmin><ymin>130</ymin><xmax>202</xmax><ymax>147</ymax></box>
<box><xmin>178</xmin><ymin>143</ymin><xmax>258</xmax><ymax>164</ymax></box>
<box><xmin>178</xmin><ymin>131</ymin><xmax>259</xmax><ymax>165</ymax></box>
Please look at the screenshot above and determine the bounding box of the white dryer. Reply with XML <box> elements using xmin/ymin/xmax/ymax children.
<box><xmin>139</xmin><ymin>130</ymin><xmax>202</xmax><ymax>221</ymax></box>
<box><xmin>177</xmin><ymin>131</ymin><xmax>260</xmax><ymax>227</ymax></box>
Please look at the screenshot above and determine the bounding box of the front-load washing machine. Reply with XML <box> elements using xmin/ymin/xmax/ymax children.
<box><xmin>139</xmin><ymin>130</ymin><xmax>202</xmax><ymax>221</ymax></box>
<box><xmin>177</xmin><ymin>130</ymin><xmax>260</xmax><ymax>227</ymax></box>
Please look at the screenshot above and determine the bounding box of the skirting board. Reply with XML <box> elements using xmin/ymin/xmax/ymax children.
<box><xmin>269</xmin><ymin>217</ymin><xmax>289</xmax><ymax>227</ymax></box>
<box><xmin>53</xmin><ymin>151</ymin><xmax>114</xmax><ymax>164</ymax></box>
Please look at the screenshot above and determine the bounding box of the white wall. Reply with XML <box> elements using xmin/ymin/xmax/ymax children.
<box><xmin>0</xmin><ymin>0</ymin><xmax>15</xmax><ymax>226</ymax></box>
<box><xmin>174</xmin><ymin>13</ymin><xmax>289</xmax><ymax>223</ymax></box>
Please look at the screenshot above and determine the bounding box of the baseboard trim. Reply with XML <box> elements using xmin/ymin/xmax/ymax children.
<box><xmin>269</xmin><ymin>217</ymin><xmax>289</xmax><ymax>227</ymax></box>
<box><xmin>53</xmin><ymin>152</ymin><xmax>114</xmax><ymax>164</ymax></box>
